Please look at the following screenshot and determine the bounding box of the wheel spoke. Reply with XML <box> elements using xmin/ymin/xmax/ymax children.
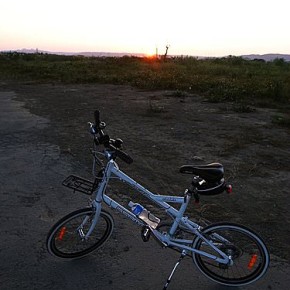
<box><xmin>192</xmin><ymin>223</ymin><xmax>269</xmax><ymax>286</ymax></box>
<box><xmin>47</xmin><ymin>209</ymin><xmax>114</xmax><ymax>258</ymax></box>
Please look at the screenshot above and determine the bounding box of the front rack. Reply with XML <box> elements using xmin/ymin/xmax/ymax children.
<box><xmin>62</xmin><ymin>175</ymin><xmax>99</xmax><ymax>195</ymax></box>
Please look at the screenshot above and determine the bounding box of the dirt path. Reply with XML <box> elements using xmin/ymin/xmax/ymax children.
<box><xmin>0</xmin><ymin>82</ymin><xmax>289</xmax><ymax>289</ymax></box>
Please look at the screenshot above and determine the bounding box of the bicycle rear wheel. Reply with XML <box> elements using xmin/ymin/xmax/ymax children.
<box><xmin>46</xmin><ymin>208</ymin><xmax>114</xmax><ymax>258</ymax></box>
<box><xmin>192</xmin><ymin>223</ymin><xmax>269</xmax><ymax>286</ymax></box>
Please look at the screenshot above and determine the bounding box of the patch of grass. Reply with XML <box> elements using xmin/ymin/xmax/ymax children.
<box><xmin>1</xmin><ymin>52</ymin><xmax>290</xmax><ymax>108</ymax></box>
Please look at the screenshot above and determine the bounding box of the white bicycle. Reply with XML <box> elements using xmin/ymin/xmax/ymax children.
<box><xmin>46</xmin><ymin>110</ymin><xmax>269</xmax><ymax>289</ymax></box>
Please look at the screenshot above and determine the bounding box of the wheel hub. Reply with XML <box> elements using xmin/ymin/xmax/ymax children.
<box><xmin>219</xmin><ymin>244</ymin><xmax>242</xmax><ymax>268</ymax></box>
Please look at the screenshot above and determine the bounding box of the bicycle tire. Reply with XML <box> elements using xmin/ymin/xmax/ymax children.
<box><xmin>46</xmin><ymin>208</ymin><xmax>114</xmax><ymax>258</ymax></box>
<box><xmin>192</xmin><ymin>222</ymin><xmax>269</xmax><ymax>286</ymax></box>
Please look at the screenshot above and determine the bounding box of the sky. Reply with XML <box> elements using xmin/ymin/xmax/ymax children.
<box><xmin>0</xmin><ymin>0</ymin><xmax>289</xmax><ymax>57</ymax></box>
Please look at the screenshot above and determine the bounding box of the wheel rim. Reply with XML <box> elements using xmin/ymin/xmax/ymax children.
<box><xmin>51</xmin><ymin>210</ymin><xmax>113</xmax><ymax>258</ymax></box>
<box><xmin>193</xmin><ymin>224</ymin><xmax>269</xmax><ymax>286</ymax></box>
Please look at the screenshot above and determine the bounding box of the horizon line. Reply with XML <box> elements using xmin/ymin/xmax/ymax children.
<box><xmin>1</xmin><ymin>48</ymin><xmax>290</xmax><ymax>60</ymax></box>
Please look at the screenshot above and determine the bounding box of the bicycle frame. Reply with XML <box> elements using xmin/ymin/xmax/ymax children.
<box><xmin>89</xmin><ymin>156</ymin><xmax>231</xmax><ymax>265</ymax></box>
<box><xmin>47</xmin><ymin>115</ymin><xmax>269</xmax><ymax>288</ymax></box>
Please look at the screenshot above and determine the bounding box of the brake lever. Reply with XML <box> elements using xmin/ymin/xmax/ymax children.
<box><xmin>99</xmin><ymin>121</ymin><xmax>106</xmax><ymax>129</ymax></box>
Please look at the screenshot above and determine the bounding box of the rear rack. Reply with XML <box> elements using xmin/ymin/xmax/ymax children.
<box><xmin>62</xmin><ymin>175</ymin><xmax>98</xmax><ymax>195</ymax></box>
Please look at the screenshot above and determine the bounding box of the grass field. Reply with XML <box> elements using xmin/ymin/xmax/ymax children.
<box><xmin>1</xmin><ymin>52</ymin><xmax>289</xmax><ymax>111</ymax></box>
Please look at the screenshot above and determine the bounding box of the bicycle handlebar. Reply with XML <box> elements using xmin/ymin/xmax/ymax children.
<box><xmin>90</xmin><ymin>110</ymin><xmax>133</xmax><ymax>164</ymax></box>
<box><xmin>110</xmin><ymin>144</ymin><xmax>133</xmax><ymax>164</ymax></box>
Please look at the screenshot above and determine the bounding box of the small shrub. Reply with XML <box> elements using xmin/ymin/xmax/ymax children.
<box><xmin>272</xmin><ymin>114</ymin><xmax>290</xmax><ymax>128</ymax></box>
<box><xmin>233</xmin><ymin>104</ymin><xmax>256</xmax><ymax>113</ymax></box>
<box><xmin>168</xmin><ymin>90</ymin><xmax>187</xmax><ymax>98</ymax></box>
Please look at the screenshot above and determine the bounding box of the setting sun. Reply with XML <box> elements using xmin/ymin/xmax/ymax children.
<box><xmin>144</xmin><ymin>52</ymin><xmax>157</xmax><ymax>59</ymax></box>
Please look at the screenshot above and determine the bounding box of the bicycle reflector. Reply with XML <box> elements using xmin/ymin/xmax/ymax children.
<box><xmin>248</xmin><ymin>254</ymin><xmax>258</xmax><ymax>270</ymax></box>
<box><xmin>57</xmin><ymin>227</ymin><xmax>67</xmax><ymax>241</ymax></box>
<box><xmin>226</xmin><ymin>184</ymin><xmax>232</xmax><ymax>193</ymax></box>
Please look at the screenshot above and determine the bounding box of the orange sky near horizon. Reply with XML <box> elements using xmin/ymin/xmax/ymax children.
<box><xmin>1</xmin><ymin>0</ymin><xmax>289</xmax><ymax>57</ymax></box>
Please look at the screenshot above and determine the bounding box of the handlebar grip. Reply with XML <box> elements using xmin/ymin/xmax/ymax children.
<box><xmin>94</xmin><ymin>110</ymin><xmax>100</xmax><ymax>126</ymax></box>
<box><xmin>115</xmin><ymin>148</ymin><xmax>133</xmax><ymax>164</ymax></box>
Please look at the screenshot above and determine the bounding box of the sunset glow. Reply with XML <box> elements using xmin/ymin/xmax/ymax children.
<box><xmin>1</xmin><ymin>0</ymin><xmax>289</xmax><ymax>57</ymax></box>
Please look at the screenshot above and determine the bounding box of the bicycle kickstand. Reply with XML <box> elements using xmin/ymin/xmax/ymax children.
<box><xmin>163</xmin><ymin>250</ymin><xmax>187</xmax><ymax>290</ymax></box>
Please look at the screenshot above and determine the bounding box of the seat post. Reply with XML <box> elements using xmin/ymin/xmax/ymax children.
<box><xmin>168</xmin><ymin>190</ymin><xmax>191</xmax><ymax>236</ymax></box>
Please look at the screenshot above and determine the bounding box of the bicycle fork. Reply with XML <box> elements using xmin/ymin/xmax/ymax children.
<box><xmin>77</xmin><ymin>201</ymin><xmax>102</xmax><ymax>240</ymax></box>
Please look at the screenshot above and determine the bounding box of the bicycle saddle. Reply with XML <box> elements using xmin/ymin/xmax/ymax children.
<box><xmin>179</xmin><ymin>163</ymin><xmax>224</xmax><ymax>183</ymax></box>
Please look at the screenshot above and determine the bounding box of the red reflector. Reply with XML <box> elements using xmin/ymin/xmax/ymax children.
<box><xmin>248</xmin><ymin>254</ymin><xmax>258</xmax><ymax>270</ymax></box>
<box><xmin>226</xmin><ymin>184</ymin><xmax>233</xmax><ymax>193</ymax></box>
<box><xmin>57</xmin><ymin>226</ymin><xmax>67</xmax><ymax>241</ymax></box>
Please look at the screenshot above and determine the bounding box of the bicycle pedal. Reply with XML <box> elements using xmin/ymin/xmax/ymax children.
<box><xmin>141</xmin><ymin>226</ymin><xmax>151</xmax><ymax>242</ymax></box>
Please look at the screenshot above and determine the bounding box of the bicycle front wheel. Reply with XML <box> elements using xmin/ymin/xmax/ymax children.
<box><xmin>46</xmin><ymin>208</ymin><xmax>114</xmax><ymax>258</ymax></box>
<box><xmin>192</xmin><ymin>223</ymin><xmax>269</xmax><ymax>286</ymax></box>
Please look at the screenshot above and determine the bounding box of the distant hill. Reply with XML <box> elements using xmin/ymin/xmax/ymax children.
<box><xmin>2</xmin><ymin>49</ymin><xmax>290</xmax><ymax>62</ymax></box>
<box><xmin>241</xmin><ymin>53</ymin><xmax>290</xmax><ymax>62</ymax></box>
<box><xmin>5</xmin><ymin>49</ymin><xmax>145</xmax><ymax>58</ymax></box>
<box><xmin>77</xmin><ymin>51</ymin><xmax>146</xmax><ymax>57</ymax></box>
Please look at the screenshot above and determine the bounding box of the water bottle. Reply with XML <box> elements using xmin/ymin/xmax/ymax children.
<box><xmin>128</xmin><ymin>201</ymin><xmax>160</xmax><ymax>229</ymax></box>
